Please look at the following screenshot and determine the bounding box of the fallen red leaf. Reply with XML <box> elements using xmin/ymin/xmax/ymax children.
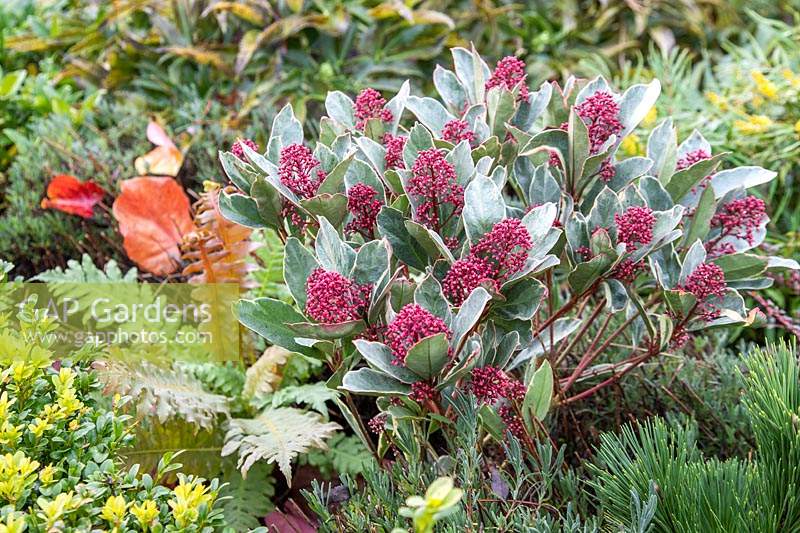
<box><xmin>112</xmin><ymin>176</ymin><xmax>196</xmax><ymax>276</ymax></box>
<box><xmin>40</xmin><ymin>174</ymin><xmax>105</xmax><ymax>218</ymax></box>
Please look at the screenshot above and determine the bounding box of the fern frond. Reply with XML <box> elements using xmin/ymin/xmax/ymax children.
<box><xmin>271</xmin><ymin>382</ymin><xmax>338</xmax><ymax>416</ymax></box>
<box><xmin>219</xmin><ymin>462</ymin><xmax>276</xmax><ymax>532</ymax></box>
<box><xmin>181</xmin><ymin>182</ymin><xmax>260</xmax><ymax>287</ymax></box>
<box><xmin>99</xmin><ymin>361</ymin><xmax>230</xmax><ymax>429</ymax></box>
<box><xmin>221</xmin><ymin>406</ymin><xmax>341</xmax><ymax>486</ymax></box>
<box><xmin>183</xmin><ymin>361</ymin><xmax>246</xmax><ymax>397</ymax></box>
<box><xmin>33</xmin><ymin>253</ymin><xmax>138</xmax><ymax>282</ymax></box>
<box><xmin>305</xmin><ymin>434</ymin><xmax>374</xmax><ymax>477</ymax></box>
<box><xmin>243</xmin><ymin>346</ymin><xmax>290</xmax><ymax>399</ymax></box>
<box><xmin>251</xmin><ymin>228</ymin><xmax>290</xmax><ymax>300</ymax></box>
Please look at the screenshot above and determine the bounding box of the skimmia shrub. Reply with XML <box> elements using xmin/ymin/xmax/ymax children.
<box><xmin>220</xmin><ymin>46</ymin><xmax>798</xmax><ymax>460</ymax></box>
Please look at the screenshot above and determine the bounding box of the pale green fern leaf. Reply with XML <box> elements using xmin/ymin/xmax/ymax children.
<box><xmin>99</xmin><ymin>361</ymin><xmax>230</xmax><ymax>429</ymax></box>
<box><xmin>221</xmin><ymin>407</ymin><xmax>341</xmax><ymax>486</ymax></box>
<box><xmin>271</xmin><ymin>382</ymin><xmax>338</xmax><ymax>416</ymax></box>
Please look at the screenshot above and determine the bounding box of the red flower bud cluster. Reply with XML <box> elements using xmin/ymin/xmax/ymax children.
<box><xmin>368</xmin><ymin>413</ymin><xmax>387</xmax><ymax>434</ymax></box>
<box><xmin>683</xmin><ymin>262</ymin><xmax>726</xmax><ymax>301</ymax></box>
<box><xmin>677</xmin><ymin>148</ymin><xmax>715</xmax><ymax>195</ymax></box>
<box><xmin>681</xmin><ymin>262</ymin><xmax>727</xmax><ymax>322</ymax></box>
<box><xmin>549</xmin><ymin>91</ymin><xmax>623</xmax><ymax>182</ymax></box>
<box><xmin>574</xmin><ymin>91</ymin><xmax>623</xmax><ymax>155</ymax></box>
<box><xmin>441</xmin><ymin>256</ymin><xmax>498</xmax><ymax>306</ymax></box>
<box><xmin>278</xmin><ymin>144</ymin><xmax>327</xmax><ymax>230</ymax></box>
<box><xmin>410</xmin><ymin>381</ymin><xmax>439</xmax><ymax>403</ymax></box>
<box><xmin>305</xmin><ymin>268</ymin><xmax>371</xmax><ymax>324</ymax></box>
<box><xmin>470</xmin><ymin>366</ymin><xmax>526</xmax><ymax>404</ymax></box>
<box><xmin>443</xmin><ymin>219</ymin><xmax>533</xmax><ymax>305</ymax></box>
<box><xmin>610</xmin><ymin>206</ymin><xmax>656</xmax><ymax>281</ymax></box>
<box><xmin>383</xmin><ymin>133</ymin><xmax>407</xmax><ymax>170</ymax></box>
<box><xmin>408</xmin><ymin>149</ymin><xmax>463</xmax><ymax>229</ymax></box>
<box><xmin>485</xmin><ymin>56</ymin><xmax>530</xmax><ymax>102</ymax></box>
<box><xmin>615</xmin><ymin>206</ymin><xmax>655</xmax><ymax>252</ymax></box>
<box><xmin>710</xmin><ymin>196</ymin><xmax>767</xmax><ymax>249</ymax></box>
<box><xmin>471</xmin><ymin>218</ymin><xmax>534</xmax><ymax>279</ymax></box>
<box><xmin>441</xmin><ymin>119</ymin><xmax>475</xmax><ymax>144</ymax></box>
<box><xmin>346</xmin><ymin>183</ymin><xmax>382</xmax><ymax>236</ymax></box>
<box><xmin>279</xmin><ymin>144</ymin><xmax>326</xmax><ymax>199</ymax></box>
<box><xmin>231</xmin><ymin>138</ymin><xmax>259</xmax><ymax>161</ymax></box>
<box><xmin>386</xmin><ymin>304</ymin><xmax>451</xmax><ymax>366</ymax></box>
<box><xmin>354</xmin><ymin>88</ymin><xmax>393</xmax><ymax>130</ymax></box>
<box><xmin>499</xmin><ymin>405</ymin><xmax>525</xmax><ymax>439</ymax></box>
<box><xmin>676</xmin><ymin>149</ymin><xmax>711</xmax><ymax>170</ymax></box>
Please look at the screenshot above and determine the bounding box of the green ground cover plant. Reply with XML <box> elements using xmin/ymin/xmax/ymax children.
<box><xmin>0</xmin><ymin>293</ymin><xmax>228</xmax><ymax>531</ymax></box>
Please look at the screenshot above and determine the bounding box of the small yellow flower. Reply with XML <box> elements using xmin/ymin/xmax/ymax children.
<box><xmin>782</xmin><ymin>68</ymin><xmax>800</xmax><ymax>88</ymax></box>
<box><xmin>68</xmin><ymin>419</ymin><xmax>79</xmax><ymax>431</ymax></box>
<box><xmin>642</xmin><ymin>107</ymin><xmax>657</xmax><ymax>127</ymax></box>
<box><xmin>620</xmin><ymin>134</ymin><xmax>643</xmax><ymax>157</ymax></box>
<box><xmin>39</xmin><ymin>464</ymin><xmax>56</xmax><ymax>485</ymax></box>
<box><xmin>734</xmin><ymin>115</ymin><xmax>772</xmax><ymax>134</ymax></box>
<box><xmin>751</xmin><ymin>70</ymin><xmax>778</xmax><ymax>100</ymax></box>
<box><xmin>131</xmin><ymin>499</ymin><xmax>159</xmax><ymax>528</ymax></box>
<box><xmin>101</xmin><ymin>495</ymin><xmax>128</xmax><ymax>526</ymax></box>
<box><xmin>705</xmin><ymin>91</ymin><xmax>727</xmax><ymax>110</ymax></box>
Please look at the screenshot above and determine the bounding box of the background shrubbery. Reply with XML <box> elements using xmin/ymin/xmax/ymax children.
<box><xmin>2</xmin><ymin>1</ymin><xmax>800</xmax><ymax>531</ymax></box>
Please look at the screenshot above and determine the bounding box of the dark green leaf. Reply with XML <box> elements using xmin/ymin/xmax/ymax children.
<box><xmin>237</xmin><ymin>298</ymin><xmax>318</xmax><ymax>358</ymax></box>
<box><xmin>404</xmin><ymin>333</ymin><xmax>450</xmax><ymax>380</ymax></box>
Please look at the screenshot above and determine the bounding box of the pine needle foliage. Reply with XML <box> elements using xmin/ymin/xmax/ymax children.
<box><xmin>590</xmin><ymin>340</ymin><xmax>800</xmax><ymax>532</ymax></box>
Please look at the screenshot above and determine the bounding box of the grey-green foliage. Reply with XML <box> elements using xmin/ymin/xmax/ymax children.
<box><xmin>591</xmin><ymin>341</ymin><xmax>800</xmax><ymax>532</ymax></box>
<box><xmin>305</xmin><ymin>393</ymin><xmax>656</xmax><ymax>532</ymax></box>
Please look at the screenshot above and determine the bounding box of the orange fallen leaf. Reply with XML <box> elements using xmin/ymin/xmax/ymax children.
<box><xmin>134</xmin><ymin>121</ymin><xmax>184</xmax><ymax>177</ymax></box>
<box><xmin>112</xmin><ymin>177</ymin><xmax>196</xmax><ymax>276</ymax></box>
<box><xmin>40</xmin><ymin>174</ymin><xmax>105</xmax><ymax>218</ymax></box>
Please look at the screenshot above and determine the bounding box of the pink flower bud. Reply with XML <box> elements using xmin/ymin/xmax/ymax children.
<box><xmin>354</xmin><ymin>88</ymin><xmax>393</xmax><ymax>130</ymax></box>
<box><xmin>346</xmin><ymin>183</ymin><xmax>383</xmax><ymax>236</ymax></box>
<box><xmin>231</xmin><ymin>138</ymin><xmax>258</xmax><ymax>161</ymax></box>
<box><xmin>485</xmin><ymin>56</ymin><xmax>530</xmax><ymax>102</ymax></box>
<box><xmin>386</xmin><ymin>304</ymin><xmax>451</xmax><ymax>366</ymax></box>
<box><xmin>305</xmin><ymin>268</ymin><xmax>371</xmax><ymax>324</ymax></box>
<box><xmin>441</xmin><ymin>119</ymin><xmax>475</xmax><ymax>144</ymax></box>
